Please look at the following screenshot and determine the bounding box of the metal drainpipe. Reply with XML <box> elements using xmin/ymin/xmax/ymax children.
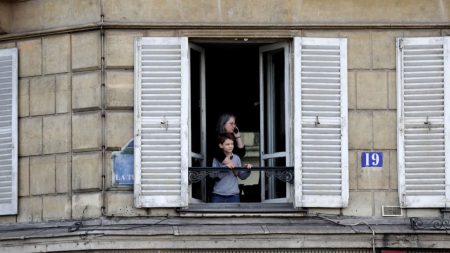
<box><xmin>100</xmin><ymin>12</ymin><xmax>107</xmax><ymax>217</ymax></box>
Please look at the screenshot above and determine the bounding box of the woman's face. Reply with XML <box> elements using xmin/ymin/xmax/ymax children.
<box><xmin>224</xmin><ymin>117</ymin><xmax>236</xmax><ymax>134</ymax></box>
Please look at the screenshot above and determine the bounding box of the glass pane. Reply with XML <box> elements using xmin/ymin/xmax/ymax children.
<box><xmin>190</xmin><ymin>48</ymin><xmax>202</xmax><ymax>154</ymax></box>
<box><xmin>263</xmin><ymin>49</ymin><xmax>286</xmax><ymax>154</ymax></box>
<box><xmin>191</xmin><ymin>157</ymin><xmax>206</xmax><ymax>201</ymax></box>
<box><xmin>263</xmin><ymin>157</ymin><xmax>287</xmax><ymax>200</ymax></box>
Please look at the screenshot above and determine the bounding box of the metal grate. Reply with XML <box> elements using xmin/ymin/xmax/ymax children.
<box><xmin>382</xmin><ymin>205</ymin><xmax>403</xmax><ymax>217</ymax></box>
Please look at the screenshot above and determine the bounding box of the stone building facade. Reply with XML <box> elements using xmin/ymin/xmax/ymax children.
<box><xmin>0</xmin><ymin>0</ymin><xmax>449</xmax><ymax>252</ymax></box>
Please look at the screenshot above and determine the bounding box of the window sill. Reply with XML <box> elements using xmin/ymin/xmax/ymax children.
<box><xmin>177</xmin><ymin>203</ymin><xmax>306</xmax><ymax>217</ymax></box>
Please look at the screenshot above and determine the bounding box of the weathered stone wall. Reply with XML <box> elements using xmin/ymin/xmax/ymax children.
<box><xmin>4</xmin><ymin>0</ymin><xmax>450</xmax><ymax>34</ymax></box>
<box><xmin>0</xmin><ymin>0</ymin><xmax>449</xmax><ymax>223</ymax></box>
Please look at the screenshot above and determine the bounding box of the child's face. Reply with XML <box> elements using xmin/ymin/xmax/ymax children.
<box><xmin>219</xmin><ymin>138</ymin><xmax>234</xmax><ymax>154</ymax></box>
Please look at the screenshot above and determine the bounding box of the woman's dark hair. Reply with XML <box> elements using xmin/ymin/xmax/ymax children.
<box><xmin>217</xmin><ymin>133</ymin><xmax>235</xmax><ymax>145</ymax></box>
<box><xmin>215</xmin><ymin>113</ymin><xmax>235</xmax><ymax>134</ymax></box>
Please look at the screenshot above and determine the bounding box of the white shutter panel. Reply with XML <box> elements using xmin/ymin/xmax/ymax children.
<box><xmin>293</xmin><ymin>37</ymin><xmax>348</xmax><ymax>208</ymax></box>
<box><xmin>0</xmin><ymin>48</ymin><xmax>17</xmax><ymax>215</ymax></box>
<box><xmin>397</xmin><ymin>37</ymin><xmax>450</xmax><ymax>208</ymax></box>
<box><xmin>134</xmin><ymin>37</ymin><xmax>189</xmax><ymax>208</ymax></box>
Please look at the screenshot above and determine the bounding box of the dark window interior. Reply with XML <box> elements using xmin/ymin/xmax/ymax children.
<box><xmin>201</xmin><ymin>43</ymin><xmax>261</xmax><ymax>166</ymax></box>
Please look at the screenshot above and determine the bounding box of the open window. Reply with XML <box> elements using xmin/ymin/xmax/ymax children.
<box><xmin>134</xmin><ymin>37</ymin><xmax>348</xmax><ymax>209</ymax></box>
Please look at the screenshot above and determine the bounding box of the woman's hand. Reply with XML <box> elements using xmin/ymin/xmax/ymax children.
<box><xmin>245</xmin><ymin>164</ymin><xmax>252</xmax><ymax>170</ymax></box>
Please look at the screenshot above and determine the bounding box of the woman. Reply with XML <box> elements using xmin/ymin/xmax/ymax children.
<box><xmin>214</xmin><ymin>113</ymin><xmax>246</xmax><ymax>168</ymax></box>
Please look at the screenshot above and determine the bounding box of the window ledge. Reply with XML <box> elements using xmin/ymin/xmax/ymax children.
<box><xmin>177</xmin><ymin>203</ymin><xmax>306</xmax><ymax>217</ymax></box>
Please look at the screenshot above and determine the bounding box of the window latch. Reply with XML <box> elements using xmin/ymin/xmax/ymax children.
<box><xmin>424</xmin><ymin>115</ymin><xmax>431</xmax><ymax>131</ymax></box>
<box><xmin>315</xmin><ymin>115</ymin><xmax>320</xmax><ymax>127</ymax></box>
<box><xmin>160</xmin><ymin>118</ymin><xmax>169</xmax><ymax>131</ymax></box>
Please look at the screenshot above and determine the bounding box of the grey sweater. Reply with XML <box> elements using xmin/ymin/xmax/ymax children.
<box><xmin>210</xmin><ymin>154</ymin><xmax>250</xmax><ymax>196</ymax></box>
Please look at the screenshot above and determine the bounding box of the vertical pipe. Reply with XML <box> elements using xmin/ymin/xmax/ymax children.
<box><xmin>100</xmin><ymin>9</ymin><xmax>106</xmax><ymax>216</ymax></box>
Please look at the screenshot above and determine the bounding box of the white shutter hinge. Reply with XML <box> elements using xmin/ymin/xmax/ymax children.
<box><xmin>398</xmin><ymin>39</ymin><xmax>404</xmax><ymax>51</ymax></box>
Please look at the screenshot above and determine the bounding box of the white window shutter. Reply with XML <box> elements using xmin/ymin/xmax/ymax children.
<box><xmin>0</xmin><ymin>48</ymin><xmax>18</xmax><ymax>215</ymax></box>
<box><xmin>397</xmin><ymin>37</ymin><xmax>450</xmax><ymax>208</ymax></box>
<box><xmin>293</xmin><ymin>37</ymin><xmax>348</xmax><ymax>208</ymax></box>
<box><xmin>134</xmin><ymin>37</ymin><xmax>189</xmax><ymax>208</ymax></box>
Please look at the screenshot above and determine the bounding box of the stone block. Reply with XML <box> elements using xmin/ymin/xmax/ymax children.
<box><xmin>0</xmin><ymin>42</ymin><xmax>15</xmax><ymax>49</ymax></box>
<box><xmin>106</xmin><ymin>111</ymin><xmax>133</xmax><ymax>149</ymax></box>
<box><xmin>17</xmin><ymin>196</ymin><xmax>42</xmax><ymax>223</ymax></box>
<box><xmin>72</xmin><ymin>71</ymin><xmax>101</xmax><ymax>110</ymax></box>
<box><xmin>340</xmin><ymin>31</ymin><xmax>371</xmax><ymax>69</ymax></box>
<box><xmin>371</xmin><ymin>30</ymin><xmax>402</xmax><ymax>69</ymax></box>
<box><xmin>105</xmin><ymin>151</ymin><xmax>113</xmax><ymax>189</ymax></box>
<box><xmin>105</xmin><ymin>30</ymin><xmax>145</xmax><ymax>67</ymax></box>
<box><xmin>30</xmin><ymin>155</ymin><xmax>56</xmax><ymax>195</ymax></box>
<box><xmin>0</xmin><ymin>216</ymin><xmax>17</xmax><ymax>224</ymax></box>
<box><xmin>302</xmin><ymin>30</ymin><xmax>340</xmax><ymax>37</ymax></box>
<box><xmin>389</xmin><ymin>150</ymin><xmax>398</xmax><ymax>190</ymax></box>
<box><xmin>403</xmin><ymin>30</ymin><xmax>441</xmax><ymax>37</ymax></box>
<box><xmin>357</xmin><ymin>151</ymin><xmax>389</xmax><ymax>190</ymax></box>
<box><xmin>406</xmin><ymin>208</ymin><xmax>441</xmax><ymax>218</ymax></box>
<box><xmin>17</xmin><ymin>38</ymin><xmax>41</xmax><ymax>77</ymax></box>
<box><xmin>56</xmin><ymin>154</ymin><xmax>70</xmax><ymax>193</ymax></box>
<box><xmin>29</xmin><ymin>75</ymin><xmax>56</xmax><ymax>116</ymax></box>
<box><xmin>10</xmin><ymin>0</ymin><xmax>43</xmax><ymax>33</ymax></box>
<box><xmin>71</xmin><ymin>31</ymin><xmax>101</xmax><ymax>70</ymax></box>
<box><xmin>56</xmin><ymin>74</ymin><xmax>71</xmax><ymax>113</ymax></box>
<box><xmin>387</xmin><ymin>71</ymin><xmax>396</xmax><ymax>109</ymax></box>
<box><xmin>19</xmin><ymin>157</ymin><xmax>29</xmax><ymax>197</ymax></box>
<box><xmin>342</xmin><ymin>191</ymin><xmax>373</xmax><ymax>217</ymax></box>
<box><xmin>43</xmin><ymin>34</ymin><xmax>70</xmax><ymax>74</ymax></box>
<box><xmin>72</xmin><ymin>112</ymin><xmax>102</xmax><ymax>151</ymax></box>
<box><xmin>105</xmin><ymin>70</ymin><xmax>134</xmax><ymax>108</ymax></box>
<box><xmin>18</xmin><ymin>78</ymin><xmax>29</xmax><ymax>117</ymax></box>
<box><xmin>19</xmin><ymin>117</ymin><xmax>42</xmax><ymax>156</ymax></box>
<box><xmin>105</xmin><ymin>192</ymin><xmax>147</xmax><ymax>216</ymax></box>
<box><xmin>373</xmin><ymin>110</ymin><xmax>396</xmax><ymax>150</ymax></box>
<box><xmin>306</xmin><ymin>208</ymin><xmax>341</xmax><ymax>216</ymax></box>
<box><xmin>443</xmin><ymin>30</ymin><xmax>450</xmax><ymax>36</ymax></box>
<box><xmin>374</xmin><ymin>191</ymin><xmax>400</xmax><ymax>217</ymax></box>
<box><xmin>348</xmin><ymin>150</ymin><xmax>357</xmax><ymax>190</ymax></box>
<box><xmin>72</xmin><ymin>192</ymin><xmax>102</xmax><ymax>219</ymax></box>
<box><xmin>356</xmin><ymin>71</ymin><xmax>388</xmax><ymax>109</ymax></box>
<box><xmin>42</xmin><ymin>0</ymin><xmax>100</xmax><ymax>31</ymax></box>
<box><xmin>348</xmin><ymin>111</ymin><xmax>372</xmax><ymax>150</ymax></box>
<box><xmin>72</xmin><ymin>152</ymin><xmax>102</xmax><ymax>190</ymax></box>
<box><xmin>43</xmin><ymin>114</ymin><xmax>70</xmax><ymax>154</ymax></box>
<box><xmin>347</xmin><ymin>71</ymin><xmax>356</xmax><ymax>110</ymax></box>
<box><xmin>43</xmin><ymin>195</ymin><xmax>71</xmax><ymax>221</ymax></box>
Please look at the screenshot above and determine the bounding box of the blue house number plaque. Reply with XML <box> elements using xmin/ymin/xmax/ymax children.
<box><xmin>361</xmin><ymin>152</ymin><xmax>383</xmax><ymax>167</ymax></box>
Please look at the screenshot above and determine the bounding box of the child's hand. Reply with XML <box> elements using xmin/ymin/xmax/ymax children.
<box><xmin>245</xmin><ymin>164</ymin><xmax>252</xmax><ymax>169</ymax></box>
<box><xmin>222</xmin><ymin>156</ymin><xmax>235</xmax><ymax>169</ymax></box>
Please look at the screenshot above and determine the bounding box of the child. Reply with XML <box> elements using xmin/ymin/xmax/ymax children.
<box><xmin>210</xmin><ymin>133</ymin><xmax>252</xmax><ymax>203</ymax></box>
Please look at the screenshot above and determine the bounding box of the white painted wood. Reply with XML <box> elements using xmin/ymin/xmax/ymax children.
<box><xmin>397</xmin><ymin>37</ymin><xmax>449</xmax><ymax>208</ymax></box>
<box><xmin>0</xmin><ymin>48</ymin><xmax>17</xmax><ymax>215</ymax></box>
<box><xmin>259</xmin><ymin>42</ymin><xmax>291</xmax><ymax>203</ymax></box>
<box><xmin>188</xmin><ymin>42</ymin><xmax>206</xmax><ymax>203</ymax></box>
<box><xmin>293</xmin><ymin>37</ymin><xmax>348</xmax><ymax>208</ymax></box>
<box><xmin>134</xmin><ymin>37</ymin><xmax>189</xmax><ymax>208</ymax></box>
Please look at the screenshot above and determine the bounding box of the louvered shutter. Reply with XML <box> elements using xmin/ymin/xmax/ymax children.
<box><xmin>0</xmin><ymin>48</ymin><xmax>17</xmax><ymax>215</ymax></box>
<box><xmin>134</xmin><ymin>37</ymin><xmax>189</xmax><ymax>208</ymax></box>
<box><xmin>397</xmin><ymin>37</ymin><xmax>450</xmax><ymax>208</ymax></box>
<box><xmin>293</xmin><ymin>37</ymin><xmax>348</xmax><ymax>208</ymax></box>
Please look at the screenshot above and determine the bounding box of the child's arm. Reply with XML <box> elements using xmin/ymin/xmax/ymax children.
<box><xmin>209</xmin><ymin>158</ymin><xmax>231</xmax><ymax>179</ymax></box>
